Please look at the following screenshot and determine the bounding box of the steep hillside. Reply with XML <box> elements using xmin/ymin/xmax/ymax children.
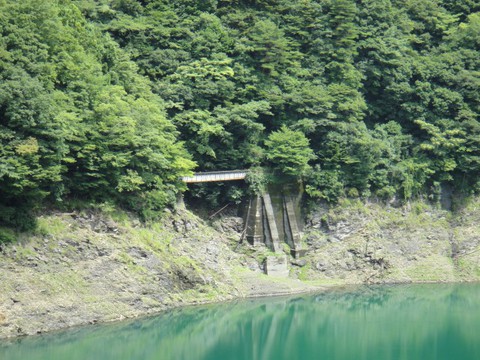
<box><xmin>0</xmin><ymin>207</ymin><xmax>322</xmax><ymax>339</ymax></box>
<box><xmin>1</xmin><ymin>197</ymin><xmax>480</xmax><ymax>339</ymax></box>
<box><xmin>299</xmin><ymin>198</ymin><xmax>480</xmax><ymax>283</ymax></box>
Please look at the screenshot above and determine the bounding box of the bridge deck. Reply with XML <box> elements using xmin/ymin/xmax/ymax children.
<box><xmin>182</xmin><ymin>170</ymin><xmax>247</xmax><ymax>183</ymax></box>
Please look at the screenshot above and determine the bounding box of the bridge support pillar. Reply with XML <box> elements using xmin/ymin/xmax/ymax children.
<box><xmin>244</xmin><ymin>185</ymin><xmax>305</xmax><ymax>257</ymax></box>
<box><xmin>246</xmin><ymin>195</ymin><xmax>264</xmax><ymax>246</ymax></box>
<box><xmin>283</xmin><ymin>195</ymin><xmax>306</xmax><ymax>259</ymax></box>
<box><xmin>262</xmin><ymin>193</ymin><xmax>282</xmax><ymax>253</ymax></box>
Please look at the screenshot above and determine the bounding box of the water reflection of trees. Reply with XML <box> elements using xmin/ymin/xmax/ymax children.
<box><xmin>2</xmin><ymin>284</ymin><xmax>480</xmax><ymax>360</ymax></box>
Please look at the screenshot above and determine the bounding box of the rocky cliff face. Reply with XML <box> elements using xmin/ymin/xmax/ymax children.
<box><xmin>0</xmin><ymin>210</ymin><xmax>245</xmax><ymax>338</ymax></box>
<box><xmin>1</xmin><ymin>197</ymin><xmax>480</xmax><ymax>339</ymax></box>
<box><xmin>297</xmin><ymin>198</ymin><xmax>480</xmax><ymax>284</ymax></box>
<box><xmin>0</xmin><ymin>208</ymin><xmax>323</xmax><ymax>339</ymax></box>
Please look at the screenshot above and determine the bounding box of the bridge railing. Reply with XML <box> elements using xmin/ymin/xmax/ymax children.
<box><xmin>182</xmin><ymin>170</ymin><xmax>248</xmax><ymax>183</ymax></box>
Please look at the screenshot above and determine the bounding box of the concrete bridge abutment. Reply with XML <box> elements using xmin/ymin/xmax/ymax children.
<box><xmin>180</xmin><ymin>170</ymin><xmax>306</xmax><ymax>273</ymax></box>
<box><xmin>244</xmin><ymin>184</ymin><xmax>305</xmax><ymax>258</ymax></box>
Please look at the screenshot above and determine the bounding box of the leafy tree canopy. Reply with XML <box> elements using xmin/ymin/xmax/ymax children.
<box><xmin>265</xmin><ymin>126</ymin><xmax>316</xmax><ymax>177</ymax></box>
<box><xmin>2</xmin><ymin>0</ymin><xmax>480</xmax><ymax>229</ymax></box>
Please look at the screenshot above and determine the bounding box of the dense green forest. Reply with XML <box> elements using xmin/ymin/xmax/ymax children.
<box><xmin>1</xmin><ymin>0</ymin><xmax>480</xmax><ymax>230</ymax></box>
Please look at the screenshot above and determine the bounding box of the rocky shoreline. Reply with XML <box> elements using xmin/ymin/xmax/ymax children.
<box><xmin>1</xmin><ymin>198</ymin><xmax>480</xmax><ymax>339</ymax></box>
<box><xmin>0</xmin><ymin>209</ymin><xmax>327</xmax><ymax>339</ymax></box>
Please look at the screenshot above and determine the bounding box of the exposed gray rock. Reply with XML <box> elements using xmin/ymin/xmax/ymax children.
<box><xmin>211</xmin><ymin>216</ymin><xmax>244</xmax><ymax>234</ymax></box>
<box><xmin>291</xmin><ymin>259</ymin><xmax>307</xmax><ymax>267</ymax></box>
<box><xmin>303</xmin><ymin>199</ymin><xmax>480</xmax><ymax>284</ymax></box>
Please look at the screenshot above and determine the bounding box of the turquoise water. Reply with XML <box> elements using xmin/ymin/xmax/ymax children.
<box><xmin>1</xmin><ymin>283</ymin><xmax>480</xmax><ymax>360</ymax></box>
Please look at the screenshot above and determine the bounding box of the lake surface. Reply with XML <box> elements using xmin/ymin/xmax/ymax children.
<box><xmin>1</xmin><ymin>283</ymin><xmax>480</xmax><ymax>360</ymax></box>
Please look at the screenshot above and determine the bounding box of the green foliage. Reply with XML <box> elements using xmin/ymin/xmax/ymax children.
<box><xmin>0</xmin><ymin>203</ymin><xmax>37</xmax><ymax>231</ymax></box>
<box><xmin>2</xmin><ymin>0</ymin><xmax>480</xmax><ymax>222</ymax></box>
<box><xmin>0</xmin><ymin>227</ymin><xmax>16</xmax><ymax>245</ymax></box>
<box><xmin>226</xmin><ymin>186</ymin><xmax>244</xmax><ymax>205</ymax></box>
<box><xmin>0</xmin><ymin>0</ymin><xmax>195</xmax><ymax>228</ymax></box>
<box><xmin>265</xmin><ymin>126</ymin><xmax>316</xmax><ymax>177</ymax></box>
<box><xmin>243</xmin><ymin>18</ymin><xmax>301</xmax><ymax>77</ymax></box>
<box><xmin>84</xmin><ymin>0</ymin><xmax>480</xmax><ymax>205</ymax></box>
<box><xmin>245</xmin><ymin>167</ymin><xmax>270</xmax><ymax>195</ymax></box>
<box><xmin>306</xmin><ymin>166</ymin><xmax>344</xmax><ymax>202</ymax></box>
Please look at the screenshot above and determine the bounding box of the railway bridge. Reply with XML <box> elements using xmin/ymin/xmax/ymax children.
<box><xmin>182</xmin><ymin>170</ymin><xmax>248</xmax><ymax>183</ymax></box>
